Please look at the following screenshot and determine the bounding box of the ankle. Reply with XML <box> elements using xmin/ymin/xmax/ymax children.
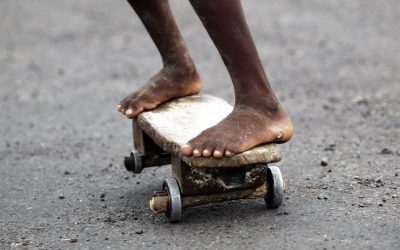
<box><xmin>163</xmin><ymin>62</ymin><xmax>199</xmax><ymax>78</ymax></box>
<box><xmin>163</xmin><ymin>53</ymin><xmax>196</xmax><ymax>71</ymax></box>
<box><xmin>235</xmin><ymin>94</ymin><xmax>280</xmax><ymax>113</ymax></box>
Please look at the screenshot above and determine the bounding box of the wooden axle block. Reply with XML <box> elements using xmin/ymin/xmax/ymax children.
<box><xmin>171</xmin><ymin>155</ymin><xmax>268</xmax><ymax>195</ymax></box>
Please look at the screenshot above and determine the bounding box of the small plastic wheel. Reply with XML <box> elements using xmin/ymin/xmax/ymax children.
<box><xmin>163</xmin><ymin>178</ymin><xmax>182</xmax><ymax>223</ymax></box>
<box><xmin>264</xmin><ymin>166</ymin><xmax>284</xmax><ymax>208</ymax></box>
<box><xmin>131</xmin><ymin>149</ymin><xmax>143</xmax><ymax>174</ymax></box>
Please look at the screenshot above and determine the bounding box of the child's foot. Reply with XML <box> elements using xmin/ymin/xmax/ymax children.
<box><xmin>117</xmin><ymin>65</ymin><xmax>201</xmax><ymax>118</ymax></box>
<box><xmin>181</xmin><ymin>99</ymin><xmax>293</xmax><ymax>158</ymax></box>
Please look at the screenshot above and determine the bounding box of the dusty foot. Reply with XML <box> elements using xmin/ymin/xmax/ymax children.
<box><xmin>181</xmin><ymin>100</ymin><xmax>293</xmax><ymax>158</ymax></box>
<box><xmin>117</xmin><ymin>66</ymin><xmax>201</xmax><ymax>118</ymax></box>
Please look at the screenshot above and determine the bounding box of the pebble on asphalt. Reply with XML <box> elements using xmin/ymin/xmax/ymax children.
<box><xmin>276</xmin><ymin>211</ymin><xmax>290</xmax><ymax>215</ymax></box>
<box><xmin>352</xmin><ymin>95</ymin><xmax>368</xmax><ymax>105</ymax></box>
<box><xmin>321</xmin><ymin>157</ymin><xmax>329</xmax><ymax>166</ymax></box>
<box><xmin>317</xmin><ymin>194</ymin><xmax>328</xmax><ymax>200</ymax></box>
<box><xmin>103</xmin><ymin>217</ymin><xmax>115</xmax><ymax>223</ymax></box>
<box><xmin>380</xmin><ymin>148</ymin><xmax>393</xmax><ymax>155</ymax></box>
<box><xmin>61</xmin><ymin>238</ymin><xmax>77</xmax><ymax>243</ymax></box>
<box><xmin>324</xmin><ymin>144</ymin><xmax>336</xmax><ymax>152</ymax></box>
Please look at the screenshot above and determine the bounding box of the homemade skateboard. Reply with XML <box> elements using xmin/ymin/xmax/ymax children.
<box><xmin>123</xmin><ymin>95</ymin><xmax>284</xmax><ymax>223</ymax></box>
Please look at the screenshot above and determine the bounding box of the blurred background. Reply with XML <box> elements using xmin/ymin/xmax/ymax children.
<box><xmin>0</xmin><ymin>0</ymin><xmax>399</xmax><ymax>249</ymax></box>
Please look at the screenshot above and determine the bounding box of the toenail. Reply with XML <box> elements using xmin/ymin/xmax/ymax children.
<box><xmin>193</xmin><ymin>149</ymin><xmax>199</xmax><ymax>154</ymax></box>
<box><xmin>126</xmin><ymin>109</ymin><xmax>133</xmax><ymax>115</ymax></box>
<box><xmin>225</xmin><ymin>150</ymin><xmax>233</xmax><ymax>156</ymax></box>
<box><xmin>203</xmin><ymin>149</ymin><xmax>209</xmax><ymax>155</ymax></box>
<box><xmin>181</xmin><ymin>144</ymin><xmax>190</xmax><ymax>149</ymax></box>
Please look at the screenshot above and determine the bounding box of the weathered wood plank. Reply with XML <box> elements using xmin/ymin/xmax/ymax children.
<box><xmin>149</xmin><ymin>183</ymin><xmax>269</xmax><ymax>213</ymax></box>
<box><xmin>133</xmin><ymin>121</ymin><xmax>165</xmax><ymax>155</ymax></box>
<box><xmin>136</xmin><ymin>95</ymin><xmax>281</xmax><ymax>168</ymax></box>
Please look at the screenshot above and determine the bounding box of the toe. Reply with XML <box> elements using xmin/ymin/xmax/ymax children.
<box><xmin>202</xmin><ymin>142</ymin><xmax>217</xmax><ymax>158</ymax></box>
<box><xmin>225</xmin><ymin>144</ymin><xmax>238</xmax><ymax>157</ymax></box>
<box><xmin>118</xmin><ymin>96</ymin><xmax>132</xmax><ymax>113</ymax></box>
<box><xmin>181</xmin><ymin>144</ymin><xmax>193</xmax><ymax>156</ymax></box>
<box><xmin>213</xmin><ymin>143</ymin><xmax>225</xmax><ymax>158</ymax></box>
<box><xmin>193</xmin><ymin>148</ymin><xmax>201</xmax><ymax>157</ymax></box>
<box><xmin>125</xmin><ymin>106</ymin><xmax>144</xmax><ymax>118</ymax></box>
<box><xmin>193</xmin><ymin>142</ymin><xmax>208</xmax><ymax>157</ymax></box>
<box><xmin>125</xmin><ymin>100</ymin><xmax>145</xmax><ymax>118</ymax></box>
<box><xmin>184</xmin><ymin>135</ymin><xmax>208</xmax><ymax>157</ymax></box>
<box><xmin>193</xmin><ymin>143</ymin><xmax>207</xmax><ymax>157</ymax></box>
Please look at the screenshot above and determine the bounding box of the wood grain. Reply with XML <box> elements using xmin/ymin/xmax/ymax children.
<box><xmin>136</xmin><ymin>95</ymin><xmax>282</xmax><ymax>168</ymax></box>
<box><xmin>149</xmin><ymin>183</ymin><xmax>268</xmax><ymax>213</ymax></box>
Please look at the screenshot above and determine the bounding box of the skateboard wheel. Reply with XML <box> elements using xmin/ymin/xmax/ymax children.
<box><xmin>264</xmin><ymin>166</ymin><xmax>284</xmax><ymax>208</ymax></box>
<box><xmin>163</xmin><ymin>178</ymin><xmax>182</xmax><ymax>223</ymax></box>
<box><xmin>131</xmin><ymin>149</ymin><xmax>143</xmax><ymax>174</ymax></box>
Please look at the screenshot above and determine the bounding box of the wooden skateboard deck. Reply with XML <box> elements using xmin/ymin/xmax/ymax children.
<box><xmin>135</xmin><ymin>94</ymin><xmax>281</xmax><ymax>167</ymax></box>
<box><xmin>123</xmin><ymin>94</ymin><xmax>285</xmax><ymax>222</ymax></box>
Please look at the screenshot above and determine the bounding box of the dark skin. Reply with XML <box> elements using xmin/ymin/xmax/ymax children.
<box><xmin>118</xmin><ymin>0</ymin><xmax>294</xmax><ymax>158</ymax></box>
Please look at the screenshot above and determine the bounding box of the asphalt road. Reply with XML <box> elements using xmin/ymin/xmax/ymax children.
<box><xmin>1</xmin><ymin>0</ymin><xmax>399</xmax><ymax>249</ymax></box>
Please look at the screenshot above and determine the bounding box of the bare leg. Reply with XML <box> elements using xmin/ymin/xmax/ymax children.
<box><xmin>117</xmin><ymin>0</ymin><xmax>201</xmax><ymax>118</ymax></box>
<box><xmin>181</xmin><ymin>0</ymin><xmax>293</xmax><ymax>158</ymax></box>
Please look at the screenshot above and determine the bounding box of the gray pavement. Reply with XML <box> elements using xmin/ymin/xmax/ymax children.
<box><xmin>0</xmin><ymin>0</ymin><xmax>399</xmax><ymax>249</ymax></box>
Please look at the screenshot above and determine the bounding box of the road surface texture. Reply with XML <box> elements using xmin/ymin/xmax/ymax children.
<box><xmin>1</xmin><ymin>0</ymin><xmax>399</xmax><ymax>249</ymax></box>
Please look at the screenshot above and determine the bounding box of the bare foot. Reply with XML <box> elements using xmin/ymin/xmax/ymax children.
<box><xmin>117</xmin><ymin>66</ymin><xmax>201</xmax><ymax>118</ymax></box>
<box><xmin>181</xmin><ymin>99</ymin><xmax>293</xmax><ymax>158</ymax></box>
